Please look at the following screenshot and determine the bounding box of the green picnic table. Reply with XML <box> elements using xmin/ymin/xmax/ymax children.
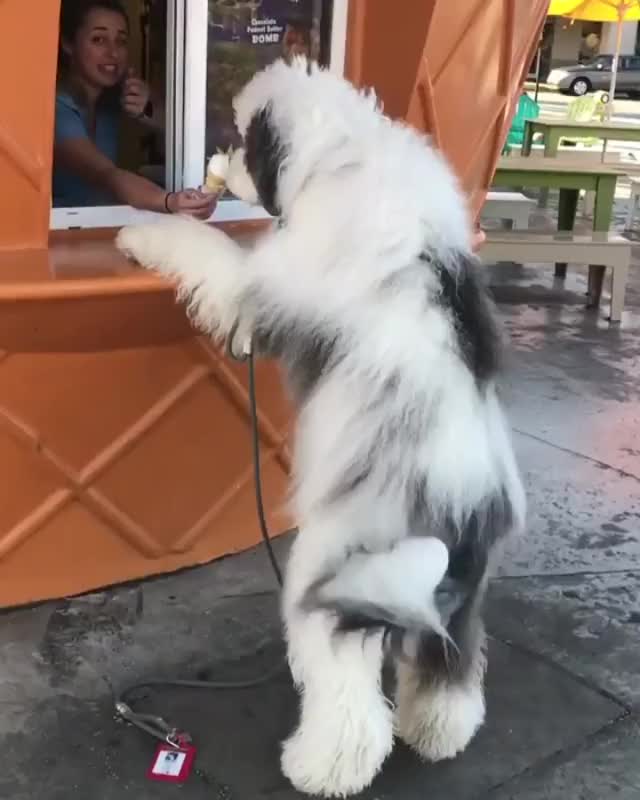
<box><xmin>492</xmin><ymin>156</ymin><xmax>627</xmax><ymax>304</ymax></box>
<box><xmin>522</xmin><ymin>116</ymin><xmax>640</xmax><ymax>158</ymax></box>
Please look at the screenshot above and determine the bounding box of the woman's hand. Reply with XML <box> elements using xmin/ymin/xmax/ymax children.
<box><xmin>121</xmin><ymin>68</ymin><xmax>151</xmax><ymax>119</ymax></box>
<box><xmin>167</xmin><ymin>189</ymin><xmax>218</xmax><ymax>220</ymax></box>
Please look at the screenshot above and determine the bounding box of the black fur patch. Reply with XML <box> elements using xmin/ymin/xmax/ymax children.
<box><xmin>433</xmin><ymin>575</ymin><xmax>471</xmax><ymax>626</ymax></box>
<box><xmin>332</xmin><ymin>601</ymin><xmax>404</xmax><ymax>636</ymax></box>
<box><xmin>253</xmin><ymin>317</ymin><xmax>340</xmax><ymax>403</ymax></box>
<box><xmin>244</xmin><ymin>103</ymin><xmax>285</xmax><ymax>217</ymax></box>
<box><xmin>408</xmin><ymin>483</ymin><xmax>513</xmax><ymax>591</ymax></box>
<box><xmin>421</xmin><ymin>252</ymin><xmax>502</xmax><ymax>385</ymax></box>
<box><xmin>303</xmin><ymin>579</ymin><xmax>407</xmax><ymax>652</ymax></box>
<box><xmin>414</xmin><ymin>581</ymin><xmax>487</xmax><ymax>683</ymax></box>
<box><xmin>446</xmin><ymin>489</ymin><xmax>514</xmax><ymax>584</ymax></box>
<box><xmin>405</xmin><ymin>486</ymin><xmax>513</xmax><ymax>683</ymax></box>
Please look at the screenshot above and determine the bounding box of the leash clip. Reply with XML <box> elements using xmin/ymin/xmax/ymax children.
<box><xmin>226</xmin><ymin>318</ymin><xmax>253</xmax><ymax>362</ymax></box>
<box><xmin>166</xmin><ymin>731</ymin><xmax>192</xmax><ymax>749</ymax></box>
<box><xmin>115</xmin><ymin>701</ymin><xmax>191</xmax><ymax>749</ymax></box>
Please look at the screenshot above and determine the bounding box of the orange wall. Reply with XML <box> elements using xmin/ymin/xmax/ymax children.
<box><xmin>0</xmin><ymin>0</ymin><xmax>60</xmax><ymax>251</ymax></box>
<box><xmin>346</xmin><ymin>0</ymin><xmax>549</xmax><ymax>219</ymax></box>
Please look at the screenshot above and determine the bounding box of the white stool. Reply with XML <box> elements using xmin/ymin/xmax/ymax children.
<box><xmin>625</xmin><ymin>176</ymin><xmax>640</xmax><ymax>230</ymax></box>
<box><xmin>480</xmin><ymin>231</ymin><xmax>631</xmax><ymax>323</ymax></box>
<box><xmin>481</xmin><ymin>191</ymin><xmax>535</xmax><ymax>230</ymax></box>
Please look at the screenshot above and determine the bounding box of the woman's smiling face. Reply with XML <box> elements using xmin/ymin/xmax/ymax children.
<box><xmin>64</xmin><ymin>7</ymin><xmax>129</xmax><ymax>91</ymax></box>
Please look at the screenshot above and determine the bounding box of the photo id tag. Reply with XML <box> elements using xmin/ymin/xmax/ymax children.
<box><xmin>147</xmin><ymin>742</ymin><xmax>196</xmax><ymax>783</ymax></box>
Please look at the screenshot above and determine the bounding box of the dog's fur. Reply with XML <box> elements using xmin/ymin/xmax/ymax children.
<box><xmin>116</xmin><ymin>58</ymin><xmax>526</xmax><ymax>798</ymax></box>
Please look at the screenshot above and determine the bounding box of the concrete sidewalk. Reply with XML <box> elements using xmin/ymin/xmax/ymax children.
<box><xmin>2</xmin><ymin>211</ymin><xmax>640</xmax><ymax>799</ymax></box>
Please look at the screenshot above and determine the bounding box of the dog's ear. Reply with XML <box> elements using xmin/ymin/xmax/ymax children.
<box><xmin>244</xmin><ymin>103</ymin><xmax>285</xmax><ymax>217</ymax></box>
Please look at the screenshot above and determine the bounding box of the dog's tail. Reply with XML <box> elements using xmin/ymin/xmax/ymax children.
<box><xmin>304</xmin><ymin>537</ymin><xmax>465</xmax><ymax>655</ymax></box>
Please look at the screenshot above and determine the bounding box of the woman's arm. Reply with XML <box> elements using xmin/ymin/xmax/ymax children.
<box><xmin>54</xmin><ymin>136</ymin><xmax>216</xmax><ymax>219</ymax></box>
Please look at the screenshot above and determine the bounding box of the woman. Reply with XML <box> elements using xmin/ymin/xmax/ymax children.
<box><xmin>54</xmin><ymin>0</ymin><xmax>215</xmax><ymax>218</ymax></box>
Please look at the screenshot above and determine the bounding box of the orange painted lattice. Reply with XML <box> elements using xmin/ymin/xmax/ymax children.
<box><xmin>0</xmin><ymin>339</ymin><xmax>292</xmax><ymax>606</ymax></box>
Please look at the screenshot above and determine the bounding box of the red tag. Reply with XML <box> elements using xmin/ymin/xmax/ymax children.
<box><xmin>147</xmin><ymin>743</ymin><xmax>196</xmax><ymax>783</ymax></box>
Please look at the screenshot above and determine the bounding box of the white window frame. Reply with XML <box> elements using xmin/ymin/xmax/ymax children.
<box><xmin>51</xmin><ymin>0</ymin><xmax>349</xmax><ymax>231</ymax></box>
<box><xmin>165</xmin><ymin>0</ymin><xmax>184</xmax><ymax>194</ymax></box>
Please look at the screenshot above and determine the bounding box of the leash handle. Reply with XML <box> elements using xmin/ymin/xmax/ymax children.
<box><xmin>115</xmin><ymin>702</ymin><xmax>191</xmax><ymax>748</ymax></box>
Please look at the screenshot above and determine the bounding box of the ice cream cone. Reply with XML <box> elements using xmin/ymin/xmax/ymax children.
<box><xmin>201</xmin><ymin>151</ymin><xmax>231</xmax><ymax>196</ymax></box>
<box><xmin>204</xmin><ymin>174</ymin><xmax>226</xmax><ymax>195</ymax></box>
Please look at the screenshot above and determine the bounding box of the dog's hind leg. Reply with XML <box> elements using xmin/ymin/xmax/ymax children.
<box><xmin>394</xmin><ymin>569</ymin><xmax>488</xmax><ymax>762</ymax></box>
<box><xmin>395</xmin><ymin>476</ymin><xmax>520</xmax><ymax>762</ymax></box>
<box><xmin>280</xmin><ymin>526</ymin><xmax>394</xmax><ymax>798</ymax></box>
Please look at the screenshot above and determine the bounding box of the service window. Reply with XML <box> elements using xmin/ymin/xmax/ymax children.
<box><xmin>51</xmin><ymin>0</ymin><xmax>348</xmax><ymax>230</ymax></box>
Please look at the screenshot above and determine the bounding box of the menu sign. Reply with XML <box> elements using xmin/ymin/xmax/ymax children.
<box><xmin>246</xmin><ymin>16</ymin><xmax>285</xmax><ymax>46</ymax></box>
<box><xmin>206</xmin><ymin>0</ymin><xmax>322</xmax><ymax>155</ymax></box>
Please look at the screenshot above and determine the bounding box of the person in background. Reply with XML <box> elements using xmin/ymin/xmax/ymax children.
<box><xmin>282</xmin><ymin>22</ymin><xmax>312</xmax><ymax>61</ymax></box>
<box><xmin>54</xmin><ymin>0</ymin><xmax>216</xmax><ymax>218</ymax></box>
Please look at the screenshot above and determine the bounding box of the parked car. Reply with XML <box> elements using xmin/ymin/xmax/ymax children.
<box><xmin>547</xmin><ymin>54</ymin><xmax>640</xmax><ymax>97</ymax></box>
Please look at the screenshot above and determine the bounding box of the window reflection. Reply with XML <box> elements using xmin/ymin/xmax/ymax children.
<box><xmin>205</xmin><ymin>0</ymin><xmax>332</xmax><ymax>170</ymax></box>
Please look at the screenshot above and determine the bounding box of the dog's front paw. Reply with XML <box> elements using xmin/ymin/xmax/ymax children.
<box><xmin>281</xmin><ymin>704</ymin><xmax>392</xmax><ymax>797</ymax></box>
<box><xmin>116</xmin><ymin>224</ymin><xmax>147</xmax><ymax>260</ymax></box>
<box><xmin>116</xmin><ymin>221</ymin><xmax>180</xmax><ymax>272</ymax></box>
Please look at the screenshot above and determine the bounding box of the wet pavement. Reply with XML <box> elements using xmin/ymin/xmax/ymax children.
<box><xmin>1</xmin><ymin>195</ymin><xmax>640</xmax><ymax>798</ymax></box>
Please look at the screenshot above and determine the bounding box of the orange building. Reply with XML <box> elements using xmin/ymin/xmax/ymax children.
<box><xmin>0</xmin><ymin>0</ymin><xmax>547</xmax><ymax>607</ymax></box>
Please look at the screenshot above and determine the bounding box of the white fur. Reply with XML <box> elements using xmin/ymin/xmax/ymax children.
<box><xmin>233</xmin><ymin>58</ymin><xmax>473</xmax><ymax>256</ymax></box>
<box><xmin>281</xmin><ymin>616</ymin><xmax>393</xmax><ymax>795</ymax></box>
<box><xmin>117</xmin><ymin>59</ymin><xmax>525</xmax><ymax>797</ymax></box>
<box><xmin>315</xmin><ymin>537</ymin><xmax>450</xmax><ymax>635</ymax></box>
<box><xmin>395</xmin><ymin>656</ymin><xmax>486</xmax><ymax>761</ymax></box>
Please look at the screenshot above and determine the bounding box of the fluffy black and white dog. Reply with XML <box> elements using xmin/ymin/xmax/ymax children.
<box><xmin>117</xmin><ymin>58</ymin><xmax>526</xmax><ymax>798</ymax></box>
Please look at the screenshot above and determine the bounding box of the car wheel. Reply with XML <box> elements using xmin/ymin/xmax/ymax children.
<box><xmin>569</xmin><ymin>77</ymin><xmax>591</xmax><ymax>96</ymax></box>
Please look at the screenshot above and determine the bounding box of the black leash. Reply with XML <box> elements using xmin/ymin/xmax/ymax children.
<box><xmin>230</xmin><ymin>323</ymin><xmax>284</xmax><ymax>587</ymax></box>
<box><xmin>114</xmin><ymin>324</ymin><xmax>287</xmax><ymax>747</ymax></box>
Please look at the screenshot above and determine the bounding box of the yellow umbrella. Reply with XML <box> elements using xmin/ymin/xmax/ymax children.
<box><xmin>548</xmin><ymin>0</ymin><xmax>640</xmax><ymax>115</ymax></box>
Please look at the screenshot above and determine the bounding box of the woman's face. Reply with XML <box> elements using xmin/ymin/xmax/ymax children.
<box><xmin>65</xmin><ymin>8</ymin><xmax>129</xmax><ymax>90</ymax></box>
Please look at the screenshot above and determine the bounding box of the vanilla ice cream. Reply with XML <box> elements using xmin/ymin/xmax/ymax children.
<box><xmin>202</xmin><ymin>152</ymin><xmax>230</xmax><ymax>195</ymax></box>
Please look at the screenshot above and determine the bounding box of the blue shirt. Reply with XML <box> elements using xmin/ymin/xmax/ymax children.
<box><xmin>52</xmin><ymin>91</ymin><xmax>120</xmax><ymax>207</ymax></box>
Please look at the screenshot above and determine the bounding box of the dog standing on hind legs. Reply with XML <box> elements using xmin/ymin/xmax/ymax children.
<box><xmin>117</xmin><ymin>57</ymin><xmax>526</xmax><ymax>798</ymax></box>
